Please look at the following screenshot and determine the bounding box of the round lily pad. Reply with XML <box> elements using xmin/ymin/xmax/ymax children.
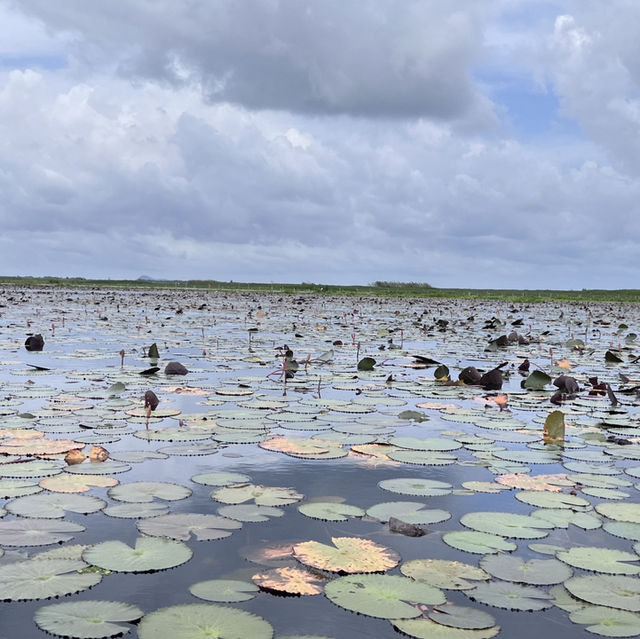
<box><xmin>103</xmin><ymin>502</ymin><xmax>170</xmax><ymax>519</ymax></box>
<box><xmin>137</xmin><ymin>603</ymin><xmax>273</xmax><ymax>639</ymax></box>
<box><xmin>293</xmin><ymin>536</ymin><xmax>400</xmax><ymax>573</ymax></box>
<box><xmin>596</xmin><ymin>503</ymin><xmax>640</xmax><ymax>524</ymax></box>
<box><xmin>252</xmin><ymin>566</ymin><xmax>326</xmax><ymax>596</ymax></box>
<box><xmin>0</xmin><ymin>479</ymin><xmax>42</xmax><ymax>498</ymax></box>
<box><xmin>443</xmin><ymin>531</ymin><xmax>517</xmax><ymax>554</ymax></box>
<box><xmin>400</xmin><ymin>558</ymin><xmax>490</xmax><ymax>590</ymax></box>
<box><xmin>392</xmin><ymin>617</ymin><xmax>500</xmax><ymax>638</ymax></box>
<box><xmin>570</xmin><ymin>606</ymin><xmax>640</xmax><ymax>637</ymax></box>
<box><xmin>137</xmin><ymin>513</ymin><xmax>242</xmax><ymax>540</ymax></box>
<box><xmin>191</xmin><ymin>472</ymin><xmax>251</xmax><ymax>487</ymax></box>
<box><xmin>556</xmin><ymin>547</ymin><xmax>640</xmax><ymax>575</ymax></box>
<box><xmin>366</xmin><ymin>501</ymin><xmax>451</xmax><ymax>525</ymax></box>
<box><xmin>108</xmin><ymin>481</ymin><xmax>192</xmax><ymax>503</ymax></box>
<box><xmin>39</xmin><ymin>474</ymin><xmax>119</xmax><ymax>493</ymax></box>
<box><xmin>565</xmin><ymin>574</ymin><xmax>640</xmax><ymax>612</ymax></box>
<box><xmin>0</xmin><ymin>519</ymin><xmax>85</xmax><ymax>546</ymax></box>
<box><xmin>5</xmin><ymin>493</ymin><xmax>106</xmax><ymax>518</ymax></box>
<box><xmin>0</xmin><ymin>558</ymin><xmax>101</xmax><ymax>601</ymax></box>
<box><xmin>217</xmin><ymin>505</ymin><xmax>284</xmax><ymax>522</ymax></box>
<box><xmin>378</xmin><ymin>477</ymin><xmax>452</xmax><ymax>497</ymax></box>
<box><xmin>467</xmin><ymin>580</ymin><xmax>553</xmax><ymax>611</ymax></box>
<box><xmin>429</xmin><ymin>605</ymin><xmax>497</xmax><ymax>630</ymax></box>
<box><xmin>297</xmin><ymin>502</ymin><xmax>365</xmax><ymax>521</ymax></box>
<box><xmin>324</xmin><ymin>573</ymin><xmax>445</xmax><ymax>619</ymax></box>
<box><xmin>479</xmin><ymin>555</ymin><xmax>573</xmax><ymax>585</ymax></box>
<box><xmin>189</xmin><ymin>579</ymin><xmax>259</xmax><ymax>603</ymax></box>
<box><xmin>211</xmin><ymin>484</ymin><xmax>303</xmax><ymax>506</ymax></box>
<box><xmin>34</xmin><ymin>600</ymin><xmax>143</xmax><ymax>638</ymax></box>
<box><xmin>83</xmin><ymin>537</ymin><xmax>192</xmax><ymax>572</ymax></box>
<box><xmin>461</xmin><ymin>511</ymin><xmax>553</xmax><ymax>539</ymax></box>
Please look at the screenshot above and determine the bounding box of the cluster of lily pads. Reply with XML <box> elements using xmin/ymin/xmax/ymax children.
<box><xmin>0</xmin><ymin>287</ymin><xmax>639</xmax><ymax>638</ymax></box>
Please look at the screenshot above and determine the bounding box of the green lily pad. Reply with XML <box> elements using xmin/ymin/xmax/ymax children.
<box><xmin>366</xmin><ymin>501</ymin><xmax>450</xmax><ymax>525</ymax></box>
<box><xmin>104</xmin><ymin>502</ymin><xmax>170</xmax><ymax>519</ymax></box>
<box><xmin>596</xmin><ymin>503</ymin><xmax>640</xmax><ymax>524</ymax></box>
<box><xmin>392</xmin><ymin>618</ymin><xmax>500</xmax><ymax>638</ymax></box>
<box><xmin>0</xmin><ymin>460</ymin><xmax>64</xmax><ymax>478</ymax></box>
<box><xmin>34</xmin><ymin>600</ymin><xmax>143</xmax><ymax>638</ymax></box>
<box><xmin>428</xmin><ymin>604</ymin><xmax>497</xmax><ymax>630</ymax></box>
<box><xmin>137</xmin><ymin>513</ymin><xmax>242</xmax><ymax>539</ymax></box>
<box><xmin>189</xmin><ymin>580</ymin><xmax>259</xmax><ymax>603</ymax></box>
<box><xmin>460</xmin><ymin>511</ymin><xmax>553</xmax><ymax>539</ymax></box>
<box><xmin>0</xmin><ymin>558</ymin><xmax>101</xmax><ymax>601</ymax></box>
<box><xmin>479</xmin><ymin>555</ymin><xmax>572</xmax><ymax>585</ymax></box>
<box><xmin>108</xmin><ymin>450</ymin><xmax>169</xmax><ymax>463</ymax></box>
<box><xmin>0</xmin><ymin>479</ymin><xmax>42</xmax><ymax>498</ymax></box>
<box><xmin>514</xmin><ymin>490</ymin><xmax>590</xmax><ymax>510</ymax></box>
<box><xmin>65</xmin><ymin>461</ymin><xmax>132</xmax><ymax>475</ymax></box>
<box><xmin>565</xmin><ymin>574</ymin><xmax>640</xmax><ymax>611</ymax></box>
<box><xmin>108</xmin><ymin>481</ymin><xmax>192</xmax><ymax>503</ymax></box>
<box><xmin>604</xmin><ymin>521</ymin><xmax>640</xmax><ymax>542</ymax></box>
<box><xmin>217</xmin><ymin>504</ymin><xmax>283</xmax><ymax>522</ymax></box>
<box><xmin>83</xmin><ymin>537</ymin><xmax>192</xmax><ymax>572</ymax></box>
<box><xmin>293</xmin><ymin>536</ymin><xmax>400</xmax><ymax>573</ymax></box>
<box><xmin>442</xmin><ymin>531</ymin><xmax>517</xmax><ymax>554</ymax></box>
<box><xmin>378</xmin><ymin>477</ymin><xmax>452</xmax><ymax>497</ymax></box>
<box><xmin>570</xmin><ymin>606</ymin><xmax>640</xmax><ymax>637</ymax></box>
<box><xmin>5</xmin><ymin>493</ymin><xmax>106</xmax><ymax>518</ymax></box>
<box><xmin>400</xmin><ymin>559</ymin><xmax>490</xmax><ymax>590</ymax></box>
<box><xmin>324</xmin><ymin>573</ymin><xmax>445</xmax><ymax>619</ymax></box>
<box><xmin>297</xmin><ymin>502</ymin><xmax>365</xmax><ymax>521</ymax></box>
<box><xmin>387</xmin><ymin>449</ymin><xmax>457</xmax><ymax>465</ymax></box>
<box><xmin>556</xmin><ymin>547</ymin><xmax>640</xmax><ymax>575</ymax></box>
<box><xmin>211</xmin><ymin>484</ymin><xmax>303</xmax><ymax>506</ymax></box>
<box><xmin>388</xmin><ymin>436</ymin><xmax>461</xmax><ymax>451</ymax></box>
<box><xmin>138</xmin><ymin>603</ymin><xmax>272</xmax><ymax>639</ymax></box>
<box><xmin>467</xmin><ymin>580</ymin><xmax>553</xmax><ymax>611</ymax></box>
<box><xmin>0</xmin><ymin>519</ymin><xmax>85</xmax><ymax>546</ymax></box>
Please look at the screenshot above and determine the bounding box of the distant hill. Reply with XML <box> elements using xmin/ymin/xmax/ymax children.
<box><xmin>137</xmin><ymin>275</ymin><xmax>154</xmax><ymax>281</ymax></box>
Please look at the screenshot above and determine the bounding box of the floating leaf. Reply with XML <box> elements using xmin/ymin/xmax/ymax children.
<box><xmin>556</xmin><ymin>547</ymin><xmax>640</xmax><ymax>575</ymax></box>
<box><xmin>400</xmin><ymin>559</ymin><xmax>490</xmax><ymax>590</ymax></box>
<box><xmin>443</xmin><ymin>531</ymin><xmax>517</xmax><ymax>554</ymax></box>
<box><xmin>0</xmin><ymin>519</ymin><xmax>85</xmax><ymax>546</ymax></box>
<box><xmin>293</xmin><ymin>536</ymin><xmax>400</xmax><ymax>573</ymax></box>
<box><xmin>211</xmin><ymin>484</ymin><xmax>303</xmax><ymax>506</ymax></box>
<box><xmin>428</xmin><ymin>605</ymin><xmax>497</xmax><ymax>630</ymax></box>
<box><xmin>495</xmin><ymin>473</ymin><xmax>573</xmax><ymax>492</ymax></box>
<box><xmin>324</xmin><ymin>573</ymin><xmax>445</xmax><ymax>618</ymax></box>
<box><xmin>393</xmin><ymin>618</ymin><xmax>500</xmax><ymax>638</ymax></box>
<box><xmin>137</xmin><ymin>513</ymin><xmax>242</xmax><ymax>540</ymax></box>
<box><xmin>460</xmin><ymin>511</ymin><xmax>553</xmax><ymax>539</ymax></box>
<box><xmin>297</xmin><ymin>502</ymin><xmax>365</xmax><ymax>521</ymax></box>
<box><xmin>378</xmin><ymin>477</ymin><xmax>452</xmax><ymax>497</ymax></box>
<box><xmin>366</xmin><ymin>501</ymin><xmax>450</xmax><ymax>525</ymax></box>
<box><xmin>252</xmin><ymin>566</ymin><xmax>326</xmax><ymax>596</ymax></box>
<box><xmin>5</xmin><ymin>493</ymin><xmax>106</xmax><ymax>518</ymax></box>
<box><xmin>108</xmin><ymin>481</ymin><xmax>192</xmax><ymax>503</ymax></box>
<box><xmin>39</xmin><ymin>474</ymin><xmax>119</xmax><ymax>493</ymax></box>
<box><xmin>467</xmin><ymin>580</ymin><xmax>553</xmax><ymax>611</ymax></box>
<box><xmin>137</xmin><ymin>603</ymin><xmax>273</xmax><ymax>639</ymax></box>
<box><xmin>83</xmin><ymin>537</ymin><xmax>192</xmax><ymax>572</ymax></box>
<box><xmin>479</xmin><ymin>555</ymin><xmax>572</xmax><ymax>585</ymax></box>
<box><xmin>596</xmin><ymin>503</ymin><xmax>640</xmax><ymax>524</ymax></box>
<box><xmin>570</xmin><ymin>606</ymin><xmax>640</xmax><ymax>637</ymax></box>
<box><xmin>217</xmin><ymin>504</ymin><xmax>283</xmax><ymax>522</ymax></box>
<box><xmin>0</xmin><ymin>558</ymin><xmax>101</xmax><ymax>601</ymax></box>
<box><xmin>565</xmin><ymin>574</ymin><xmax>640</xmax><ymax>612</ymax></box>
<box><xmin>189</xmin><ymin>580</ymin><xmax>259</xmax><ymax>603</ymax></box>
<box><xmin>34</xmin><ymin>600</ymin><xmax>143</xmax><ymax>638</ymax></box>
<box><xmin>357</xmin><ymin>357</ymin><xmax>376</xmax><ymax>371</ymax></box>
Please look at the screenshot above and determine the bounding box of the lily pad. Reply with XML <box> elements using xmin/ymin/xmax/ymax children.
<box><xmin>0</xmin><ymin>558</ymin><xmax>101</xmax><ymax>601</ymax></box>
<box><xmin>392</xmin><ymin>618</ymin><xmax>500</xmax><ymax>638</ymax></box>
<box><xmin>108</xmin><ymin>481</ymin><xmax>192</xmax><ymax>503</ymax></box>
<box><xmin>34</xmin><ymin>600</ymin><xmax>143</xmax><ymax>638</ymax></box>
<box><xmin>293</xmin><ymin>536</ymin><xmax>400</xmax><ymax>573</ymax></box>
<box><xmin>189</xmin><ymin>579</ymin><xmax>259</xmax><ymax>603</ymax></box>
<box><xmin>324</xmin><ymin>573</ymin><xmax>445</xmax><ymax>618</ymax></box>
<box><xmin>556</xmin><ymin>547</ymin><xmax>640</xmax><ymax>575</ymax></box>
<box><xmin>400</xmin><ymin>558</ymin><xmax>490</xmax><ymax>590</ymax></box>
<box><xmin>366</xmin><ymin>501</ymin><xmax>451</xmax><ymax>525</ymax></box>
<box><xmin>82</xmin><ymin>537</ymin><xmax>192</xmax><ymax>572</ymax></box>
<box><xmin>564</xmin><ymin>574</ymin><xmax>640</xmax><ymax>611</ymax></box>
<box><xmin>479</xmin><ymin>555</ymin><xmax>572</xmax><ymax>585</ymax></box>
<box><xmin>252</xmin><ymin>566</ymin><xmax>326</xmax><ymax>596</ymax></box>
<box><xmin>467</xmin><ymin>580</ymin><xmax>553</xmax><ymax>611</ymax></box>
<box><xmin>211</xmin><ymin>484</ymin><xmax>303</xmax><ymax>506</ymax></box>
<box><xmin>137</xmin><ymin>513</ymin><xmax>242</xmax><ymax>540</ymax></box>
<box><xmin>460</xmin><ymin>511</ymin><xmax>553</xmax><ymax>539</ymax></box>
<box><xmin>442</xmin><ymin>531</ymin><xmax>517</xmax><ymax>554</ymax></box>
<box><xmin>5</xmin><ymin>493</ymin><xmax>106</xmax><ymax>518</ymax></box>
<box><xmin>137</xmin><ymin>603</ymin><xmax>273</xmax><ymax>639</ymax></box>
<box><xmin>570</xmin><ymin>606</ymin><xmax>640</xmax><ymax>637</ymax></box>
<box><xmin>378</xmin><ymin>477</ymin><xmax>452</xmax><ymax>497</ymax></box>
<box><xmin>297</xmin><ymin>502</ymin><xmax>365</xmax><ymax>521</ymax></box>
<box><xmin>0</xmin><ymin>519</ymin><xmax>85</xmax><ymax>546</ymax></box>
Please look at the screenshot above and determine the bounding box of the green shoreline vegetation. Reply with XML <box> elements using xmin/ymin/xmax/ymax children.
<box><xmin>0</xmin><ymin>275</ymin><xmax>637</xmax><ymax>303</ymax></box>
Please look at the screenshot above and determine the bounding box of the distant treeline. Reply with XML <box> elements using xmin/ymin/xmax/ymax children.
<box><xmin>0</xmin><ymin>275</ymin><xmax>639</xmax><ymax>303</ymax></box>
<box><xmin>372</xmin><ymin>281</ymin><xmax>433</xmax><ymax>289</ymax></box>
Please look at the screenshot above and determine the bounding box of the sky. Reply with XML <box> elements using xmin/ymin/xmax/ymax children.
<box><xmin>1</xmin><ymin>0</ymin><xmax>639</xmax><ymax>289</ymax></box>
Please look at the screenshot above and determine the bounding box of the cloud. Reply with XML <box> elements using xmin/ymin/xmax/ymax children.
<box><xmin>12</xmin><ymin>0</ymin><xmax>496</xmax><ymax>124</ymax></box>
<box><xmin>1</xmin><ymin>1</ymin><xmax>640</xmax><ymax>288</ymax></box>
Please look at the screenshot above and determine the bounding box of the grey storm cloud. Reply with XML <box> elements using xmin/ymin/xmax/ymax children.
<box><xmin>2</xmin><ymin>0</ymin><xmax>640</xmax><ymax>288</ymax></box>
<box><xmin>12</xmin><ymin>0</ymin><xmax>492</xmax><ymax>121</ymax></box>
